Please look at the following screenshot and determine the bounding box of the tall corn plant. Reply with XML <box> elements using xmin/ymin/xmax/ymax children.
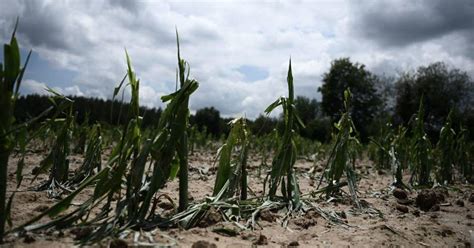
<box><xmin>265</xmin><ymin>60</ymin><xmax>303</xmax><ymax>208</ymax></box>
<box><xmin>409</xmin><ymin>96</ymin><xmax>432</xmax><ymax>186</ymax></box>
<box><xmin>319</xmin><ymin>89</ymin><xmax>362</xmax><ymax>208</ymax></box>
<box><xmin>0</xmin><ymin>22</ymin><xmax>31</xmax><ymax>241</ymax></box>
<box><xmin>176</xmin><ymin>31</ymin><xmax>192</xmax><ymax>212</ymax></box>
<box><xmin>213</xmin><ymin>117</ymin><xmax>250</xmax><ymax>200</ymax></box>
<box><xmin>435</xmin><ymin>111</ymin><xmax>456</xmax><ymax>184</ymax></box>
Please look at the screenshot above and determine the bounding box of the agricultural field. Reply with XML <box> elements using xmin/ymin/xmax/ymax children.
<box><xmin>1</xmin><ymin>4</ymin><xmax>474</xmax><ymax>247</ymax></box>
<box><xmin>3</xmin><ymin>144</ymin><xmax>474</xmax><ymax>247</ymax></box>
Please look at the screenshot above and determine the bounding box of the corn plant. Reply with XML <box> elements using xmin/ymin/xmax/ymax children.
<box><xmin>212</xmin><ymin>117</ymin><xmax>250</xmax><ymax>200</ymax></box>
<box><xmin>318</xmin><ymin>89</ymin><xmax>362</xmax><ymax>207</ymax></box>
<box><xmin>73</xmin><ymin>112</ymin><xmax>89</xmax><ymax>154</ymax></box>
<box><xmin>455</xmin><ymin>126</ymin><xmax>471</xmax><ymax>182</ymax></box>
<box><xmin>253</xmin><ymin>131</ymin><xmax>277</xmax><ymax>177</ymax></box>
<box><xmin>0</xmin><ymin>21</ymin><xmax>31</xmax><ymax>241</ymax></box>
<box><xmin>31</xmin><ymin>91</ymin><xmax>74</xmax><ymax>198</ymax></box>
<box><xmin>176</xmin><ymin>31</ymin><xmax>192</xmax><ymax>212</ymax></box>
<box><xmin>435</xmin><ymin>110</ymin><xmax>456</xmax><ymax>184</ymax></box>
<box><xmin>68</xmin><ymin>124</ymin><xmax>102</xmax><ymax>185</ymax></box>
<box><xmin>369</xmin><ymin>121</ymin><xmax>394</xmax><ymax>170</ymax></box>
<box><xmin>265</xmin><ymin>60</ymin><xmax>304</xmax><ymax>208</ymax></box>
<box><xmin>409</xmin><ymin>96</ymin><xmax>432</xmax><ymax>186</ymax></box>
<box><xmin>391</xmin><ymin>125</ymin><xmax>410</xmax><ymax>188</ymax></box>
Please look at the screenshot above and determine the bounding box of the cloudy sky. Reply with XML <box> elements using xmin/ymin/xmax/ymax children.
<box><xmin>1</xmin><ymin>0</ymin><xmax>473</xmax><ymax>118</ymax></box>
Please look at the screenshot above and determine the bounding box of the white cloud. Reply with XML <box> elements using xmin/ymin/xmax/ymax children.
<box><xmin>1</xmin><ymin>0</ymin><xmax>473</xmax><ymax>118</ymax></box>
<box><xmin>22</xmin><ymin>79</ymin><xmax>49</xmax><ymax>95</ymax></box>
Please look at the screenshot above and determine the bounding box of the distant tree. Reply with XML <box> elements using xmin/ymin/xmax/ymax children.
<box><xmin>319</xmin><ymin>58</ymin><xmax>383</xmax><ymax>141</ymax></box>
<box><xmin>250</xmin><ymin>114</ymin><xmax>279</xmax><ymax>136</ymax></box>
<box><xmin>192</xmin><ymin>107</ymin><xmax>221</xmax><ymax>138</ymax></box>
<box><xmin>14</xmin><ymin>94</ymin><xmax>162</xmax><ymax>128</ymax></box>
<box><xmin>294</xmin><ymin>96</ymin><xmax>319</xmax><ymax>124</ymax></box>
<box><xmin>394</xmin><ymin>62</ymin><xmax>474</xmax><ymax>139</ymax></box>
<box><xmin>293</xmin><ymin>96</ymin><xmax>331</xmax><ymax>141</ymax></box>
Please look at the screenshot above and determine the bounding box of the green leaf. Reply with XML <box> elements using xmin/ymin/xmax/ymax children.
<box><xmin>264</xmin><ymin>97</ymin><xmax>283</xmax><ymax>114</ymax></box>
<box><xmin>169</xmin><ymin>157</ymin><xmax>180</xmax><ymax>180</ymax></box>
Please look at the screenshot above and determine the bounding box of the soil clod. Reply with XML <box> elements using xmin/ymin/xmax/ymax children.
<box><xmin>253</xmin><ymin>234</ymin><xmax>268</xmax><ymax>246</ymax></box>
<box><xmin>396</xmin><ymin>204</ymin><xmax>409</xmax><ymax>213</ymax></box>
<box><xmin>416</xmin><ymin>189</ymin><xmax>445</xmax><ymax>211</ymax></box>
<box><xmin>192</xmin><ymin>240</ymin><xmax>218</xmax><ymax>248</ymax></box>
<box><xmin>109</xmin><ymin>239</ymin><xmax>128</xmax><ymax>248</ymax></box>
<box><xmin>393</xmin><ymin>188</ymin><xmax>408</xmax><ymax>200</ymax></box>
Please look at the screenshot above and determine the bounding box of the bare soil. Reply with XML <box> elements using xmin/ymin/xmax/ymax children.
<box><xmin>2</xmin><ymin>147</ymin><xmax>474</xmax><ymax>247</ymax></box>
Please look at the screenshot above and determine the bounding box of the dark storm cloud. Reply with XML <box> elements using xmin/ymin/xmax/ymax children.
<box><xmin>0</xmin><ymin>1</ymin><xmax>70</xmax><ymax>51</ymax></box>
<box><xmin>354</xmin><ymin>0</ymin><xmax>474</xmax><ymax>47</ymax></box>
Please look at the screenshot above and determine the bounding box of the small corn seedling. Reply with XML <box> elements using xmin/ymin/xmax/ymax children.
<box><xmin>253</xmin><ymin>131</ymin><xmax>277</xmax><ymax>177</ymax></box>
<box><xmin>409</xmin><ymin>96</ymin><xmax>433</xmax><ymax>186</ymax></box>
<box><xmin>369</xmin><ymin>121</ymin><xmax>394</xmax><ymax>170</ymax></box>
<box><xmin>455</xmin><ymin>126</ymin><xmax>471</xmax><ymax>182</ymax></box>
<box><xmin>391</xmin><ymin>125</ymin><xmax>410</xmax><ymax>189</ymax></box>
<box><xmin>68</xmin><ymin>123</ymin><xmax>103</xmax><ymax>185</ymax></box>
<box><xmin>212</xmin><ymin>117</ymin><xmax>250</xmax><ymax>200</ymax></box>
<box><xmin>170</xmin><ymin>117</ymin><xmax>250</xmax><ymax>229</ymax></box>
<box><xmin>264</xmin><ymin>60</ymin><xmax>304</xmax><ymax>209</ymax></box>
<box><xmin>72</xmin><ymin>112</ymin><xmax>90</xmax><ymax>154</ymax></box>
<box><xmin>317</xmin><ymin>89</ymin><xmax>362</xmax><ymax>208</ymax></box>
<box><xmin>31</xmin><ymin>90</ymin><xmax>74</xmax><ymax>198</ymax></box>
<box><xmin>435</xmin><ymin>110</ymin><xmax>456</xmax><ymax>184</ymax></box>
<box><xmin>0</xmin><ymin>20</ymin><xmax>31</xmax><ymax>242</ymax></box>
<box><xmin>370</xmin><ymin>123</ymin><xmax>411</xmax><ymax>189</ymax></box>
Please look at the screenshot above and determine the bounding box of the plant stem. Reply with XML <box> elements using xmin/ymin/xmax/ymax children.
<box><xmin>178</xmin><ymin>134</ymin><xmax>188</xmax><ymax>212</ymax></box>
<box><xmin>241</xmin><ymin>145</ymin><xmax>248</xmax><ymax>200</ymax></box>
<box><xmin>0</xmin><ymin>149</ymin><xmax>9</xmax><ymax>242</ymax></box>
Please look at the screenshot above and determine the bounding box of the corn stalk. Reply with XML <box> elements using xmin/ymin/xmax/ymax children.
<box><xmin>68</xmin><ymin>124</ymin><xmax>102</xmax><ymax>185</ymax></box>
<box><xmin>265</xmin><ymin>60</ymin><xmax>304</xmax><ymax>208</ymax></box>
<box><xmin>409</xmin><ymin>96</ymin><xmax>432</xmax><ymax>186</ymax></box>
<box><xmin>31</xmin><ymin>90</ymin><xmax>74</xmax><ymax>198</ymax></box>
<box><xmin>435</xmin><ymin>110</ymin><xmax>456</xmax><ymax>184</ymax></box>
<box><xmin>455</xmin><ymin>126</ymin><xmax>471</xmax><ymax>182</ymax></box>
<box><xmin>0</xmin><ymin>21</ymin><xmax>31</xmax><ymax>241</ymax></box>
<box><xmin>318</xmin><ymin>89</ymin><xmax>362</xmax><ymax>208</ymax></box>
<box><xmin>212</xmin><ymin>117</ymin><xmax>250</xmax><ymax>200</ymax></box>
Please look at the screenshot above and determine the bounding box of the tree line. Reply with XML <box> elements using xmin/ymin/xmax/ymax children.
<box><xmin>14</xmin><ymin>59</ymin><xmax>474</xmax><ymax>142</ymax></box>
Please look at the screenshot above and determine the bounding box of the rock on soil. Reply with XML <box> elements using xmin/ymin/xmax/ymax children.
<box><xmin>253</xmin><ymin>234</ymin><xmax>268</xmax><ymax>245</ymax></box>
<box><xmin>455</xmin><ymin>199</ymin><xmax>465</xmax><ymax>207</ymax></box>
<box><xmin>393</xmin><ymin>188</ymin><xmax>408</xmax><ymax>200</ymax></box>
<box><xmin>192</xmin><ymin>240</ymin><xmax>218</xmax><ymax>248</ymax></box>
<box><xmin>288</xmin><ymin>241</ymin><xmax>300</xmax><ymax>247</ymax></box>
<box><xmin>396</xmin><ymin>204</ymin><xmax>409</xmax><ymax>213</ymax></box>
<box><xmin>469</xmin><ymin>193</ymin><xmax>474</xmax><ymax>203</ymax></box>
<box><xmin>416</xmin><ymin>189</ymin><xmax>446</xmax><ymax>211</ymax></box>
<box><xmin>109</xmin><ymin>239</ymin><xmax>128</xmax><ymax>248</ymax></box>
<box><xmin>259</xmin><ymin>209</ymin><xmax>278</xmax><ymax>222</ymax></box>
<box><xmin>198</xmin><ymin>207</ymin><xmax>222</xmax><ymax>227</ymax></box>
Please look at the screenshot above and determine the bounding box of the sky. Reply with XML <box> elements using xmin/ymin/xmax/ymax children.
<box><xmin>0</xmin><ymin>0</ymin><xmax>473</xmax><ymax>118</ymax></box>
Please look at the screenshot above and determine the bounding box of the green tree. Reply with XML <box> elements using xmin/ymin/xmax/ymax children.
<box><xmin>319</xmin><ymin>58</ymin><xmax>382</xmax><ymax>141</ymax></box>
<box><xmin>192</xmin><ymin>106</ymin><xmax>222</xmax><ymax>138</ymax></box>
<box><xmin>395</xmin><ymin>62</ymin><xmax>473</xmax><ymax>140</ymax></box>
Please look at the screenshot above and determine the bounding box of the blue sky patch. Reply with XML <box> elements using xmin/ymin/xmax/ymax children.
<box><xmin>237</xmin><ymin>65</ymin><xmax>269</xmax><ymax>82</ymax></box>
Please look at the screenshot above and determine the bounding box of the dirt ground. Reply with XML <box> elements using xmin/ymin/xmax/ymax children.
<box><xmin>2</xmin><ymin>147</ymin><xmax>474</xmax><ymax>247</ymax></box>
